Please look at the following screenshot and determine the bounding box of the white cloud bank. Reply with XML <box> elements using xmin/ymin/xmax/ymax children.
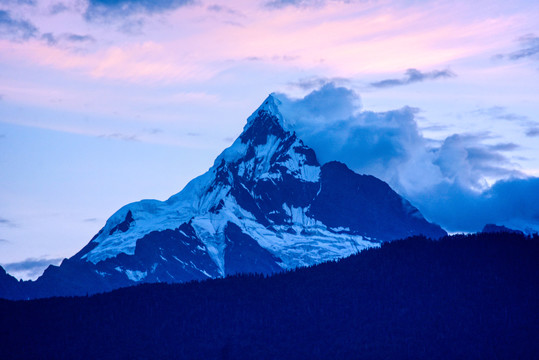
<box><xmin>275</xmin><ymin>84</ymin><xmax>539</xmax><ymax>233</ymax></box>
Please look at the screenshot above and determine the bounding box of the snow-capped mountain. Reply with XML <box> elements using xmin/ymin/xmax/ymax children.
<box><xmin>1</xmin><ymin>95</ymin><xmax>446</xmax><ymax>299</ymax></box>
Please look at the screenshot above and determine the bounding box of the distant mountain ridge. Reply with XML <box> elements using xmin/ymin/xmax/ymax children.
<box><xmin>482</xmin><ymin>223</ymin><xmax>524</xmax><ymax>235</ymax></box>
<box><xmin>0</xmin><ymin>94</ymin><xmax>445</xmax><ymax>300</ymax></box>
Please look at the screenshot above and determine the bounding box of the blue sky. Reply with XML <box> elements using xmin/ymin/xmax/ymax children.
<box><xmin>1</xmin><ymin>0</ymin><xmax>538</xmax><ymax>279</ymax></box>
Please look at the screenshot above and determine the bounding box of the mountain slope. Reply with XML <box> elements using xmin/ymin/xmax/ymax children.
<box><xmin>0</xmin><ymin>267</ymin><xmax>21</xmax><ymax>299</ymax></box>
<box><xmin>0</xmin><ymin>95</ymin><xmax>445</xmax><ymax>299</ymax></box>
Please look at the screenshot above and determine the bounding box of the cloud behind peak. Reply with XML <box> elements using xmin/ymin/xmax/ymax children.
<box><xmin>275</xmin><ymin>83</ymin><xmax>538</xmax><ymax>233</ymax></box>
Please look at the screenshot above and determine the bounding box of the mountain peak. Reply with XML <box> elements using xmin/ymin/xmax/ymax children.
<box><xmin>0</xmin><ymin>93</ymin><xmax>447</xmax><ymax>300</ymax></box>
<box><xmin>246</xmin><ymin>93</ymin><xmax>284</xmax><ymax>127</ymax></box>
<box><xmin>240</xmin><ymin>94</ymin><xmax>287</xmax><ymax>146</ymax></box>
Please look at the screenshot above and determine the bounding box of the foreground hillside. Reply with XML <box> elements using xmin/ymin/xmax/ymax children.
<box><xmin>1</xmin><ymin>232</ymin><xmax>538</xmax><ymax>359</ymax></box>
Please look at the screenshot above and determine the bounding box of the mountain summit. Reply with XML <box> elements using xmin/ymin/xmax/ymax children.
<box><xmin>1</xmin><ymin>95</ymin><xmax>446</xmax><ymax>299</ymax></box>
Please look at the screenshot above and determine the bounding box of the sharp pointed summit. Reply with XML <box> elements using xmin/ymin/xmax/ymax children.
<box><xmin>246</xmin><ymin>93</ymin><xmax>284</xmax><ymax>127</ymax></box>
<box><xmin>0</xmin><ymin>95</ymin><xmax>446</xmax><ymax>300</ymax></box>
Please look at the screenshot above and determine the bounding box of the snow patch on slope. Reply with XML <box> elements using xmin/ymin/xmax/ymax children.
<box><xmin>125</xmin><ymin>269</ymin><xmax>147</xmax><ymax>282</ymax></box>
<box><xmin>278</xmin><ymin>139</ymin><xmax>320</xmax><ymax>182</ymax></box>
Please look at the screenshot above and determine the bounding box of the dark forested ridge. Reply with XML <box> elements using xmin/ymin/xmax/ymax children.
<box><xmin>1</xmin><ymin>232</ymin><xmax>538</xmax><ymax>359</ymax></box>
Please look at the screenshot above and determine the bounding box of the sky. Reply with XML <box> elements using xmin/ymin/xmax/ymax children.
<box><xmin>1</xmin><ymin>0</ymin><xmax>538</xmax><ymax>280</ymax></box>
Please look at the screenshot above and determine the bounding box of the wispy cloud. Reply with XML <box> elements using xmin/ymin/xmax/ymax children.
<box><xmin>0</xmin><ymin>238</ymin><xmax>10</xmax><ymax>244</ymax></box>
<box><xmin>144</xmin><ymin>128</ymin><xmax>163</xmax><ymax>135</ymax></box>
<box><xmin>41</xmin><ymin>32</ymin><xmax>95</xmax><ymax>46</ymax></box>
<box><xmin>487</xmin><ymin>142</ymin><xmax>519</xmax><ymax>152</ymax></box>
<box><xmin>207</xmin><ymin>4</ymin><xmax>243</xmax><ymax>16</ymax></box>
<box><xmin>0</xmin><ymin>10</ymin><xmax>37</xmax><ymax>41</ymax></box>
<box><xmin>2</xmin><ymin>39</ymin><xmax>219</xmax><ymax>83</ymax></box>
<box><xmin>244</xmin><ymin>55</ymin><xmax>299</xmax><ymax>62</ymax></box>
<box><xmin>289</xmin><ymin>76</ymin><xmax>350</xmax><ymax>91</ymax></box>
<box><xmin>65</xmin><ymin>34</ymin><xmax>95</xmax><ymax>43</ymax></box>
<box><xmin>420</xmin><ymin>124</ymin><xmax>450</xmax><ymax>132</ymax></box>
<box><xmin>40</xmin><ymin>32</ymin><xmax>56</xmax><ymax>45</ymax></box>
<box><xmin>526</xmin><ymin>127</ymin><xmax>539</xmax><ymax>137</ymax></box>
<box><xmin>264</xmin><ymin>0</ymin><xmax>334</xmax><ymax>9</ymax></box>
<box><xmin>471</xmin><ymin>106</ymin><xmax>539</xmax><ymax>138</ymax></box>
<box><xmin>370</xmin><ymin>68</ymin><xmax>456</xmax><ymax>88</ymax></box>
<box><xmin>98</xmin><ymin>133</ymin><xmax>139</xmax><ymax>142</ymax></box>
<box><xmin>0</xmin><ymin>217</ymin><xmax>17</xmax><ymax>228</ymax></box>
<box><xmin>49</xmin><ymin>2</ymin><xmax>69</xmax><ymax>15</ymax></box>
<box><xmin>497</xmin><ymin>34</ymin><xmax>539</xmax><ymax>61</ymax></box>
<box><xmin>0</xmin><ymin>0</ymin><xmax>36</xmax><ymax>5</ymax></box>
<box><xmin>118</xmin><ymin>18</ymin><xmax>145</xmax><ymax>34</ymax></box>
<box><xmin>472</xmin><ymin>106</ymin><xmax>528</xmax><ymax>122</ymax></box>
<box><xmin>84</xmin><ymin>0</ymin><xmax>195</xmax><ymax>20</ymax></box>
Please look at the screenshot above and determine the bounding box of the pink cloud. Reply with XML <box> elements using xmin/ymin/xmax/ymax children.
<box><xmin>0</xmin><ymin>0</ymin><xmax>534</xmax><ymax>83</ymax></box>
<box><xmin>0</xmin><ymin>39</ymin><xmax>220</xmax><ymax>83</ymax></box>
<box><xmin>196</xmin><ymin>1</ymin><xmax>521</xmax><ymax>74</ymax></box>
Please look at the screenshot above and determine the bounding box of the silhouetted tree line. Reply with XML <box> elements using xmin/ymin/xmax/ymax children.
<box><xmin>0</xmin><ymin>232</ymin><xmax>538</xmax><ymax>359</ymax></box>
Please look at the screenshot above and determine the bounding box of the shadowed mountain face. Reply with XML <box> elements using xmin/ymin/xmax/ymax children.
<box><xmin>0</xmin><ymin>95</ymin><xmax>445</xmax><ymax>300</ymax></box>
<box><xmin>0</xmin><ymin>267</ymin><xmax>20</xmax><ymax>298</ymax></box>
